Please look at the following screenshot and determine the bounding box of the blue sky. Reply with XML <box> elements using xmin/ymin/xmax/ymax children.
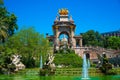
<box><xmin>4</xmin><ymin>0</ymin><xmax>120</xmax><ymax>35</ymax></box>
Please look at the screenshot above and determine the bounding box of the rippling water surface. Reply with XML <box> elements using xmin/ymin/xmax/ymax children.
<box><xmin>0</xmin><ymin>74</ymin><xmax>120</xmax><ymax>80</ymax></box>
<box><xmin>0</xmin><ymin>69</ymin><xmax>120</xmax><ymax>80</ymax></box>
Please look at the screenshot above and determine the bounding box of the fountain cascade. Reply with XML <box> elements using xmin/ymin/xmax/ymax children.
<box><xmin>40</xmin><ymin>56</ymin><xmax>43</xmax><ymax>69</ymax></box>
<box><xmin>81</xmin><ymin>54</ymin><xmax>90</xmax><ymax>80</ymax></box>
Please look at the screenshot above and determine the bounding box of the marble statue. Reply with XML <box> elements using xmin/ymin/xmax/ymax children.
<box><xmin>11</xmin><ymin>54</ymin><xmax>25</xmax><ymax>71</ymax></box>
<box><xmin>44</xmin><ymin>53</ymin><xmax>56</xmax><ymax>70</ymax></box>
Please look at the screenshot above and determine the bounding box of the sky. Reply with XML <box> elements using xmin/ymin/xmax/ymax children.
<box><xmin>4</xmin><ymin>0</ymin><xmax>120</xmax><ymax>35</ymax></box>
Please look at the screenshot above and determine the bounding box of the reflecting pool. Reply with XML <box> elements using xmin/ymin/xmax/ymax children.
<box><xmin>0</xmin><ymin>68</ymin><xmax>120</xmax><ymax>80</ymax></box>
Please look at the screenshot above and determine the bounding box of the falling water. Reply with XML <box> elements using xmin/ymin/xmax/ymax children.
<box><xmin>40</xmin><ymin>56</ymin><xmax>43</xmax><ymax>69</ymax></box>
<box><xmin>87</xmin><ymin>59</ymin><xmax>90</xmax><ymax>68</ymax></box>
<box><xmin>81</xmin><ymin>54</ymin><xmax>90</xmax><ymax>80</ymax></box>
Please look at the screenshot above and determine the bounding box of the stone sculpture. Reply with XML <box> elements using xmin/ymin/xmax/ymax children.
<box><xmin>11</xmin><ymin>54</ymin><xmax>25</xmax><ymax>71</ymax></box>
<box><xmin>40</xmin><ymin>53</ymin><xmax>55</xmax><ymax>76</ymax></box>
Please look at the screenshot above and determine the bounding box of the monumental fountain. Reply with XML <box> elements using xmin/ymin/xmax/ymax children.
<box><xmin>88</xmin><ymin>59</ymin><xmax>90</xmax><ymax>68</ymax></box>
<box><xmin>81</xmin><ymin>54</ymin><xmax>90</xmax><ymax>80</ymax></box>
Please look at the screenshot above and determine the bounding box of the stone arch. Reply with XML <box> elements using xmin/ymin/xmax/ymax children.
<box><xmin>58</xmin><ymin>31</ymin><xmax>72</xmax><ymax>47</ymax></box>
<box><xmin>58</xmin><ymin>31</ymin><xmax>70</xmax><ymax>38</ymax></box>
<box><xmin>86</xmin><ymin>53</ymin><xmax>90</xmax><ymax>59</ymax></box>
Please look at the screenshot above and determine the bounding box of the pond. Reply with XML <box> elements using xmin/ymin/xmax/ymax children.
<box><xmin>0</xmin><ymin>74</ymin><xmax>120</xmax><ymax>80</ymax></box>
<box><xmin>0</xmin><ymin>68</ymin><xmax>120</xmax><ymax>80</ymax></box>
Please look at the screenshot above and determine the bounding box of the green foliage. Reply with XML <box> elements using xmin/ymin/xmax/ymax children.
<box><xmin>0</xmin><ymin>49</ymin><xmax>15</xmax><ymax>74</ymax></box>
<box><xmin>100</xmin><ymin>63</ymin><xmax>112</xmax><ymax>73</ymax></box>
<box><xmin>4</xmin><ymin>27</ymin><xmax>50</xmax><ymax>68</ymax></box>
<box><xmin>99</xmin><ymin>53</ymin><xmax>115</xmax><ymax>75</ymax></box>
<box><xmin>102</xmin><ymin>36</ymin><xmax>109</xmax><ymax>48</ymax></box>
<box><xmin>90</xmin><ymin>63</ymin><xmax>96</xmax><ymax>67</ymax></box>
<box><xmin>0</xmin><ymin>52</ymin><xmax>12</xmax><ymax>67</ymax></box>
<box><xmin>0</xmin><ymin>0</ymin><xmax>3</xmax><ymax>5</ymax></box>
<box><xmin>102</xmin><ymin>36</ymin><xmax>120</xmax><ymax>49</ymax></box>
<box><xmin>106</xmin><ymin>69</ymin><xmax>117</xmax><ymax>75</ymax></box>
<box><xmin>54</xmin><ymin>53</ymin><xmax>82</xmax><ymax>68</ymax></box>
<box><xmin>82</xmin><ymin>30</ymin><xmax>103</xmax><ymax>47</ymax></box>
<box><xmin>56</xmin><ymin>48</ymin><xmax>75</xmax><ymax>54</ymax></box>
<box><xmin>0</xmin><ymin>1</ymin><xmax>18</xmax><ymax>43</ymax></box>
<box><xmin>107</xmin><ymin>36</ymin><xmax>120</xmax><ymax>49</ymax></box>
<box><xmin>82</xmin><ymin>30</ymin><xmax>120</xmax><ymax>50</ymax></box>
<box><xmin>22</xmin><ymin>54</ymin><xmax>35</xmax><ymax>68</ymax></box>
<box><xmin>0</xmin><ymin>27</ymin><xmax>50</xmax><ymax>74</ymax></box>
<box><xmin>40</xmin><ymin>68</ymin><xmax>55</xmax><ymax>76</ymax></box>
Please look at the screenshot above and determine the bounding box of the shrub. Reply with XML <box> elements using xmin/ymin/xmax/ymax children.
<box><xmin>107</xmin><ymin>69</ymin><xmax>116</xmax><ymax>75</ymax></box>
<box><xmin>54</xmin><ymin>53</ymin><xmax>82</xmax><ymax>68</ymax></box>
<box><xmin>22</xmin><ymin>55</ymin><xmax>35</xmax><ymax>68</ymax></box>
<box><xmin>99</xmin><ymin>53</ymin><xmax>116</xmax><ymax>75</ymax></box>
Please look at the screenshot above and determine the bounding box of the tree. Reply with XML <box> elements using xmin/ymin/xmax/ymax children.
<box><xmin>107</xmin><ymin>36</ymin><xmax>120</xmax><ymax>49</ymax></box>
<box><xmin>5</xmin><ymin>27</ymin><xmax>50</xmax><ymax>68</ymax></box>
<box><xmin>102</xmin><ymin>36</ymin><xmax>110</xmax><ymax>48</ymax></box>
<box><xmin>0</xmin><ymin>0</ymin><xmax>18</xmax><ymax>43</ymax></box>
<box><xmin>0</xmin><ymin>0</ymin><xmax>3</xmax><ymax>5</ymax></box>
<box><xmin>82</xmin><ymin>30</ymin><xmax>103</xmax><ymax>47</ymax></box>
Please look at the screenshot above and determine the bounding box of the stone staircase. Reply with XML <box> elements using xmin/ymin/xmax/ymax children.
<box><xmin>74</xmin><ymin>46</ymin><xmax>119</xmax><ymax>60</ymax></box>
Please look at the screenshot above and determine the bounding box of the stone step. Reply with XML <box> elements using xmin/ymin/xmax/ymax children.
<box><xmin>55</xmin><ymin>68</ymin><xmax>102</xmax><ymax>76</ymax></box>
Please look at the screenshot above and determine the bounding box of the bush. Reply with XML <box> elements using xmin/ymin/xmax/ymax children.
<box><xmin>99</xmin><ymin>53</ymin><xmax>116</xmax><ymax>75</ymax></box>
<box><xmin>7</xmin><ymin>64</ymin><xmax>16</xmax><ymax>73</ymax></box>
<box><xmin>91</xmin><ymin>63</ymin><xmax>96</xmax><ymax>67</ymax></box>
<box><xmin>54</xmin><ymin>53</ymin><xmax>82</xmax><ymax>68</ymax></box>
<box><xmin>0</xmin><ymin>66</ymin><xmax>3</xmax><ymax>74</ymax></box>
<box><xmin>99</xmin><ymin>63</ymin><xmax>112</xmax><ymax>73</ymax></box>
<box><xmin>56</xmin><ymin>48</ymin><xmax>75</xmax><ymax>54</ymax></box>
<box><xmin>107</xmin><ymin>69</ymin><xmax>116</xmax><ymax>75</ymax></box>
<box><xmin>22</xmin><ymin>55</ymin><xmax>35</xmax><ymax>68</ymax></box>
<box><xmin>39</xmin><ymin>69</ymin><xmax>55</xmax><ymax>76</ymax></box>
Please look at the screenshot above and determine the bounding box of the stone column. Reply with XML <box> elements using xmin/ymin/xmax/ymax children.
<box><xmin>54</xmin><ymin>26</ymin><xmax>59</xmax><ymax>51</ymax></box>
<box><xmin>70</xmin><ymin>26</ymin><xmax>76</xmax><ymax>48</ymax></box>
<box><xmin>70</xmin><ymin>26</ymin><xmax>74</xmax><ymax>37</ymax></box>
<box><xmin>79</xmin><ymin>38</ymin><xmax>82</xmax><ymax>47</ymax></box>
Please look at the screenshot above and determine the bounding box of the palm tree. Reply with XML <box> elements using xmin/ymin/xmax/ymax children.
<box><xmin>0</xmin><ymin>2</ymin><xmax>18</xmax><ymax>43</ymax></box>
<box><xmin>0</xmin><ymin>22</ymin><xmax>8</xmax><ymax>43</ymax></box>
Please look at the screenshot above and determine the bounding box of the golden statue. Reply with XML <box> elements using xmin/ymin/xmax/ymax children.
<box><xmin>59</xmin><ymin>8</ymin><xmax>69</xmax><ymax>15</ymax></box>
